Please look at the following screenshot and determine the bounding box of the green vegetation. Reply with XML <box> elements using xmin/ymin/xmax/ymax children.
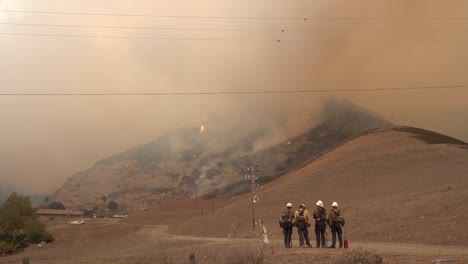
<box><xmin>83</xmin><ymin>208</ymin><xmax>95</xmax><ymax>217</ymax></box>
<box><xmin>108</xmin><ymin>200</ymin><xmax>118</xmax><ymax>211</ymax></box>
<box><xmin>47</xmin><ymin>201</ymin><xmax>65</xmax><ymax>210</ymax></box>
<box><xmin>97</xmin><ymin>208</ymin><xmax>107</xmax><ymax>218</ymax></box>
<box><xmin>0</xmin><ymin>193</ymin><xmax>53</xmax><ymax>254</ymax></box>
<box><xmin>101</xmin><ymin>195</ymin><xmax>108</xmax><ymax>204</ymax></box>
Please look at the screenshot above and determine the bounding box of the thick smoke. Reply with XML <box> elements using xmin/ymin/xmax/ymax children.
<box><xmin>1</xmin><ymin>1</ymin><xmax>468</xmax><ymax>194</ymax></box>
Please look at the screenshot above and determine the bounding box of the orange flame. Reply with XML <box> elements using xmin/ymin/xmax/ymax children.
<box><xmin>200</xmin><ymin>125</ymin><xmax>206</xmax><ymax>134</ymax></box>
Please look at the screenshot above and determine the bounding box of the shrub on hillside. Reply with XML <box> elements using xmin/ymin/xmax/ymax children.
<box><xmin>83</xmin><ymin>208</ymin><xmax>95</xmax><ymax>218</ymax></box>
<box><xmin>23</xmin><ymin>218</ymin><xmax>54</xmax><ymax>243</ymax></box>
<box><xmin>108</xmin><ymin>200</ymin><xmax>119</xmax><ymax>211</ymax></box>
<box><xmin>97</xmin><ymin>208</ymin><xmax>107</xmax><ymax>218</ymax></box>
<box><xmin>330</xmin><ymin>247</ymin><xmax>383</xmax><ymax>264</ymax></box>
<box><xmin>0</xmin><ymin>240</ymin><xmax>15</xmax><ymax>254</ymax></box>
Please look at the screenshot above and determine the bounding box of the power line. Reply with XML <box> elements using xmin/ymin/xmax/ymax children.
<box><xmin>0</xmin><ymin>22</ymin><xmax>280</xmax><ymax>32</ymax></box>
<box><xmin>2</xmin><ymin>32</ymin><xmax>468</xmax><ymax>43</ymax></box>
<box><xmin>0</xmin><ymin>32</ymin><xmax>276</xmax><ymax>42</ymax></box>
<box><xmin>284</xmin><ymin>29</ymin><xmax>468</xmax><ymax>33</ymax></box>
<box><xmin>2</xmin><ymin>22</ymin><xmax>468</xmax><ymax>33</ymax></box>
<box><xmin>0</xmin><ymin>9</ymin><xmax>305</xmax><ymax>21</ymax></box>
<box><xmin>1</xmin><ymin>85</ymin><xmax>466</xmax><ymax>96</ymax></box>
<box><xmin>2</xmin><ymin>9</ymin><xmax>468</xmax><ymax>21</ymax></box>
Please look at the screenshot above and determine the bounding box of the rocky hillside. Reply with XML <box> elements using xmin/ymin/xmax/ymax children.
<box><xmin>54</xmin><ymin>99</ymin><xmax>391</xmax><ymax>210</ymax></box>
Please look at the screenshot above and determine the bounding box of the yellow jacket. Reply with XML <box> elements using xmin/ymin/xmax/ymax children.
<box><xmin>294</xmin><ymin>208</ymin><xmax>311</xmax><ymax>225</ymax></box>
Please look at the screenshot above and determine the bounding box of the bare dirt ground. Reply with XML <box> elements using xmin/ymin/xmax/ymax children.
<box><xmin>2</xmin><ymin>128</ymin><xmax>467</xmax><ymax>263</ymax></box>
<box><xmin>1</xmin><ymin>217</ymin><xmax>467</xmax><ymax>264</ymax></box>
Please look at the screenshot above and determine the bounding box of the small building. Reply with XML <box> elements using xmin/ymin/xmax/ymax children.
<box><xmin>36</xmin><ymin>209</ymin><xmax>83</xmax><ymax>218</ymax></box>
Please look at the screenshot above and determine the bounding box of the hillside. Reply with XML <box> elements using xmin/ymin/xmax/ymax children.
<box><xmin>54</xmin><ymin>99</ymin><xmax>390</xmax><ymax>210</ymax></box>
<box><xmin>169</xmin><ymin>127</ymin><xmax>468</xmax><ymax>246</ymax></box>
<box><xmin>4</xmin><ymin>126</ymin><xmax>467</xmax><ymax>264</ymax></box>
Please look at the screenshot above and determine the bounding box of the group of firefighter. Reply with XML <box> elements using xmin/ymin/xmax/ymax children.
<box><xmin>279</xmin><ymin>200</ymin><xmax>346</xmax><ymax>248</ymax></box>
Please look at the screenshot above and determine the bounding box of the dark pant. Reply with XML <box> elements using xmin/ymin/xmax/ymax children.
<box><xmin>283</xmin><ymin>227</ymin><xmax>293</xmax><ymax>247</ymax></box>
<box><xmin>297</xmin><ymin>227</ymin><xmax>311</xmax><ymax>246</ymax></box>
<box><xmin>331</xmin><ymin>225</ymin><xmax>343</xmax><ymax>248</ymax></box>
<box><xmin>315</xmin><ymin>225</ymin><xmax>326</xmax><ymax>247</ymax></box>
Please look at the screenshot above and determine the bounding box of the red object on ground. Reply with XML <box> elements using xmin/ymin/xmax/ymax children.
<box><xmin>344</xmin><ymin>231</ymin><xmax>348</xmax><ymax>248</ymax></box>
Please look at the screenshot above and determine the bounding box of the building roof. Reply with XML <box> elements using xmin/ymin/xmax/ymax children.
<box><xmin>37</xmin><ymin>209</ymin><xmax>83</xmax><ymax>216</ymax></box>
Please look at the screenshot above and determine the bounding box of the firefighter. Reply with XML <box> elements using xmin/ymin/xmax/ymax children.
<box><xmin>279</xmin><ymin>203</ymin><xmax>295</xmax><ymax>248</ymax></box>
<box><xmin>295</xmin><ymin>204</ymin><xmax>312</xmax><ymax>248</ymax></box>
<box><xmin>328</xmin><ymin>201</ymin><xmax>345</xmax><ymax>248</ymax></box>
<box><xmin>313</xmin><ymin>200</ymin><xmax>328</xmax><ymax>248</ymax></box>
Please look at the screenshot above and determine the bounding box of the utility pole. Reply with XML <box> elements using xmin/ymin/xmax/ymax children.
<box><xmin>251</xmin><ymin>163</ymin><xmax>256</xmax><ymax>230</ymax></box>
<box><xmin>245</xmin><ymin>163</ymin><xmax>260</xmax><ymax>230</ymax></box>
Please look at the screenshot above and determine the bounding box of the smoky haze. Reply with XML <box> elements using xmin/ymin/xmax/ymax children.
<box><xmin>1</xmin><ymin>0</ymin><xmax>468</xmax><ymax>194</ymax></box>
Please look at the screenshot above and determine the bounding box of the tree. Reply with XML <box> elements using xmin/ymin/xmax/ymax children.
<box><xmin>44</xmin><ymin>196</ymin><xmax>49</xmax><ymax>204</ymax></box>
<box><xmin>82</xmin><ymin>208</ymin><xmax>95</xmax><ymax>218</ymax></box>
<box><xmin>0</xmin><ymin>193</ymin><xmax>35</xmax><ymax>246</ymax></box>
<box><xmin>0</xmin><ymin>193</ymin><xmax>53</xmax><ymax>254</ymax></box>
<box><xmin>0</xmin><ymin>192</ymin><xmax>4</xmax><ymax>208</ymax></box>
<box><xmin>97</xmin><ymin>208</ymin><xmax>107</xmax><ymax>218</ymax></box>
<box><xmin>107</xmin><ymin>201</ymin><xmax>118</xmax><ymax>211</ymax></box>
<box><xmin>101</xmin><ymin>195</ymin><xmax>107</xmax><ymax>205</ymax></box>
<box><xmin>47</xmin><ymin>202</ymin><xmax>65</xmax><ymax>210</ymax></box>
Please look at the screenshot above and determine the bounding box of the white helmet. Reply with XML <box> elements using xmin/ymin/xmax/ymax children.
<box><xmin>332</xmin><ymin>202</ymin><xmax>339</xmax><ymax>208</ymax></box>
<box><xmin>316</xmin><ymin>200</ymin><xmax>324</xmax><ymax>208</ymax></box>
<box><xmin>286</xmin><ymin>203</ymin><xmax>292</xmax><ymax>208</ymax></box>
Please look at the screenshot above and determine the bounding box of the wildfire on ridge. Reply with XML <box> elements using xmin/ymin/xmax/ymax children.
<box><xmin>200</xmin><ymin>125</ymin><xmax>206</xmax><ymax>134</ymax></box>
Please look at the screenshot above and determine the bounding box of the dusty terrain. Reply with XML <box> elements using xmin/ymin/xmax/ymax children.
<box><xmin>3</xmin><ymin>217</ymin><xmax>468</xmax><ymax>264</ymax></box>
<box><xmin>2</xmin><ymin>127</ymin><xmax>468</xmax><ymax>263</ymax></box>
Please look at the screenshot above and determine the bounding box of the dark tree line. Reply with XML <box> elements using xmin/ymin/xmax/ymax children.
<box><xmin>47</xmin><ymin>202</ymin><xmax>65</xmax><ymax>210</ymax></box>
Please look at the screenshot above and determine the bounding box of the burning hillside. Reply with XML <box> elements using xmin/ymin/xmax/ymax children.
<box><xmin>53</xmin><ymin>99</ymin><xmax>391</xmax><ymax>210</ymax></box>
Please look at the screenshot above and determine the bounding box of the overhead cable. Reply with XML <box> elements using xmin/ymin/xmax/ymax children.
<box><xmin>1</xmin><ymin>32</ymin><xmax>468</xmax><ymax>43</ymax></box>
<box><xmin>0</xmin><ymin>9</ymin><xmax>305</xmax><ymax>21</ymax></box>
<box><xmin>2</xmin><ymin>9</ymin><xmax>468</xmax><ymax>21</ymax></box>
<box><xmin>1</xmin><ymin>85</ymin><xmax>467</xmax><ymax>96</ymax></box>
<box><xmin>1</xmin><ymin>22</ymin><xmax>468</xmax><ymax>33</ymax></box>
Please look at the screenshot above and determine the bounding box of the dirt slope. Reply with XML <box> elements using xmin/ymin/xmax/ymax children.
<box><xmin>170</xmin><ymin>127</ymin><xmax>468</xmax><ymax>246</ymax></box>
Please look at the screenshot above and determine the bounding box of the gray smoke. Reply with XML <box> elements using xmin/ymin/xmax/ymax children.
<box><xmin>1</xmin><ymin>1</ymin><xmax>468</xmax><ymax>195</ymax></box>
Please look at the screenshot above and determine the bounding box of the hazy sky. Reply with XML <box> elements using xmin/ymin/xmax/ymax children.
<box><xmin>1</xmin><ymin>0</ymin><xmax>468</xmax><ymax>194</ymax></box>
